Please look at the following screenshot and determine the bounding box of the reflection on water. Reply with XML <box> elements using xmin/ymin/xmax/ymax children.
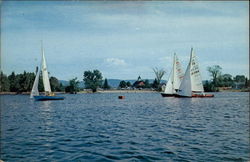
<box><xmin>0</xmin><ymin>92</ymin><xmax>249</xmax><ymax>161</ymax></box>
<box><xmin>41</xmin><ymin>101</ymin><xmax>52</xmax><ymax>109</ymax></box>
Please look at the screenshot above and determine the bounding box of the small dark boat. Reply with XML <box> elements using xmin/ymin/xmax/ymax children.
<box><xmin>34</xmin><ymin>96</ymin><xmax>65</xmax><ymax>101</ymax></box>
<box><xmin>118</xmin><ymin>96</ymin><xmax>125</xmax><ymax>99</ymax></box>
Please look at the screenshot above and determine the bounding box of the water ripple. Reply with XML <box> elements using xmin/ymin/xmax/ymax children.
<box><xmin>0</xmin><ymin>92</ymin><xmax>249</xmax><ymax>161</ymax></box>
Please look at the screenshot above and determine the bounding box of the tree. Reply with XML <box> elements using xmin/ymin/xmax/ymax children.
<box><xmin>65</xmin><ymin>77</ymin><xmax>79</xmax><ymax>94</ymax></box>
<box><xmin>83</xmin><ymin>69</ymin><xmax>103</xmax><ymax>92</ymax></box>
<box><xmin>234</xmin><ymin>75</ymin><xmax>246</xmax><ymax>82</ymax></box>
<box><xmin>8</xmin><ymin>72</ymin><xmax>18</xmax><ymax>92</ymax></box>
<box><xmin>103</xmin><ymin>78</ymin><xmax>110</xmax><ymax>90</ymax></box>
<box><xmin>152</xmin><ymin>67</ymin><xmax>166</xmax><ymax>91</ymax></box>
<box><xmin>144</xmin><ymin>79</ymin><xmax>151</xmax><ymax>88</ymax></box>
<box><xmin>152</xmin><ymin>78</ymin><xmax>158</xmax><ymax>89</ymax></box>
<box><xmin>38</xmin><ymin>72</ymin><xmax>44</xmax><ymax>92</ymax></box>
<box><xmin>50</xmin><ymin>76</ymin><xmax>63</xmax><ymax>92</ymax></box>
<box><xmin>207</xmin><ymin>65</ymin><xmax>222</xmax><ymax>87</ymax></box>
<box><xmin>17</xmin><ymin>71</ymin><xmax>35</xmax><ymax>92</ymax></box>
<box><xmin>126</xmin><ymin>81</ymin><xmax>131</xmax><ymax>87</ymax></box>
<box><xmin>246</xmin><ymin>77</ymin><xmax>250</xmax><ymax>88</ymax></box>
<box><xmin>119</xmin><ymin>80</ymin><xmax>127</xmax><ymax>88</ymax></box>
<box><xmin>220</xmin><ymin>74</ymin><xmax>233</xmax><ymax>87</ymax></box>
<box><xmin>0</xmin><ymin>71</ymin><xmax>10</xmax><ymax>92</ymax></box>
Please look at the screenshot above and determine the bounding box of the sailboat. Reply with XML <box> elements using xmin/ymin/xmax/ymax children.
<box><xmin>176</xmin><ymin>48</ymin><xmax>214</xmax><ymax>98</ymax></box>
<box><xmin>161</xmin><ymin>53</ymin><xmax>184</xmax><ymax>97</ymax></box>
<box><xmin>30</xmin><ymin>43</ymin><xmax>65</xmax><ymax>101</ymax></box>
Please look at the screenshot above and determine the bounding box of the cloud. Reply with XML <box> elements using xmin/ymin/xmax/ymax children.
<box><xmin>1</xmin><ymin>1</ymin><xmax>248</xmax><ymax>80</ymax></box>
<box><xmin>104</xmin><ymin>58</ymin><xmax>127</xmax><ymax>66</ymax></box>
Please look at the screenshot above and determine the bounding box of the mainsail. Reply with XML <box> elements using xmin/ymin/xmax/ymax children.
<box><xmin>190</xmin><ymin>48</ymin><xmax>204</xmax><ymax>92</ymax></box>
<box><xmin>177</xmin><ymin>48</ymin><xmax>204</xmax><ymax>97</ymax></box>
<box><xmin>164</xmin><ymin>68</ymin><xmax>174</xmax><ymax>94</ymax></box>
<box><xmin>177</xmin><ymin>57</ymin><xmax>192</xmax><ymax>97</ymax></box>
<box><xmin>164</xmin><ymin>53</ymin><xmax>184</xmax><ymax>94</ymax></box>
<box><xmin>30</xmin><ymin>67</ymin><xmax>40</xmax><ymax>98</ymax></box>
<box><xmin>41</xmin><ymin>46</ymin><xmax>51</xmax><ymax>93</ymax></box>
<box><xmin>173</xmin><ymin>54</ymin><xmax>184</xmax><ymax>90</ymax></box>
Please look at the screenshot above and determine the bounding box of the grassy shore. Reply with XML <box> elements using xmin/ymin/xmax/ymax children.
<box><xmin>0</xmin><ymin>89</ymin><xmax>157</xmax><ymax>95</ymax></box>
<box><xmin>93</xmin><ymin>89</ymin><xmax>157</xmax><ymax>93</ymax></box>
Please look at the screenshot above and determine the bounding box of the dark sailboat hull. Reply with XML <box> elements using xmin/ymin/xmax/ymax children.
<box><xmin>161</xmin><ymin>93</ymin><xmax>177</xmax><ymax>97</ymax></box>
<box><xmin>34</xmin><ymin>96</ymin><xmax>65</xmax><ymax>101</ymax></box>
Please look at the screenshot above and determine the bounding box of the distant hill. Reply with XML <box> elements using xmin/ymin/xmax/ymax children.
<box><xmin>59</xmin><ymin>80</ymin><xmax>84</xmax><ymax>88</ymax></box>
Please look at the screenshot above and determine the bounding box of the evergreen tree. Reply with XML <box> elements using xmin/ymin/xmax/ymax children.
<box><xmin>144</xmin><ymin>79</ymin><xmax>150</xmax><ymax>88</ymax></box>
<box><xmin>152</xmin><ymin>78</ymin><xmax>159</xmax><ymax>89</ymax></box>
<box><xmin>119</xmin><ymin>80</ymin><xmax>127</xmax><ymax>88</ymax></box>
<box><xmin>0</xmin><ymin>71</ymin><xmax>10</xmax><ymax>92</ymax></box>
<box><xmin>8</xmin><ymin>72</ymin><xmax>17</xmax><ymax>92</ymax></box>
<box><xmin>245</xmin><ymin>77</ymin><xmax>249</xmax><ymax>88</ymax></box>
<box><xmin>103</xmin><ymin>78</ymin><xmax>110</xmax><ymax>90</ymax></box>
<box><xmin>17</xmin><ymin>71</ymin><xmax>35</xmax><ymax>92</ymax></box>
<box><xmin>126</xmin><ymin>81</ymin><xmax>131</xmax><ymax>87</ymax></box>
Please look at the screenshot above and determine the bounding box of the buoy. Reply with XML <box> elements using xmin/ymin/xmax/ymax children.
<box><xmin>118</xmin><ymin>96</ymin><xmax>125</xmax><ymax>99</ymax></box>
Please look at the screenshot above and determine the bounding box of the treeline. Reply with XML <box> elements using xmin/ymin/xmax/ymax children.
<box><xmin>1</xmin><ymin>65</ymin><xmax>249</xmax><ymax>93</ymax></box>
<box><xmin>64</xmin><ymin>69</ymin><xmax>166</xmax><ymax>93</ymax></box>
<box><xmin>117</xmin><ymin>78</ymin><xmax>162</xmax><ymax>89</ymax></box>
<box><xmin>0</xmin><ymin>71</ymin><xmax>64</xmax><ymax>93</ymax></box>
<box><xmin>204</xmin><ymin>65</ymin><xmax>250</xmax><ymax>92</ymax></box>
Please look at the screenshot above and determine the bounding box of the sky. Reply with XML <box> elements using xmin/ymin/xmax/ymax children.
<box><xmin>1</xmin><ymin>1</ymin><xmax>249</xmax><ymax>81</ymax></box>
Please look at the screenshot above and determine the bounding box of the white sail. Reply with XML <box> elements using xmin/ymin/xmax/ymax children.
<box><xmin>163</xmin><ymin>53</ymin><xmax>184</xmax><ymax>94</ymax></box>
<box><xmin>30</xmin><ymin>67</ymin><xmax>40</xmax><ymax>98</ymax></box>
<box><xmin>177</xmin><ymin>59</ymin><xmax>192</xmax><ymax>97</ymax></box>
<box><xmin>173</xmin><ymin>54</ymin><xmax>184</xmax><ymax>91</ymax></box>
<box><xmin>164</xmin><ymin>68</ymin><xmax>174</xmax><ymax>94</ymax></box>
<box><xmin>41</xmin><ymin>46</ymin><xmax>51</xmax><ymax>93</ymax></box>
<box><xmin>190</xmin><ymin>48</ymin><xmax>204</xmax><ymax>92</ymax></box>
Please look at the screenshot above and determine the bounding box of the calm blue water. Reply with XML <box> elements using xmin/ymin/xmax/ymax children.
<box><xmin>0</xmin><ymin>92</ymin><xmax>249</xmax><ymax>161</ymax></box>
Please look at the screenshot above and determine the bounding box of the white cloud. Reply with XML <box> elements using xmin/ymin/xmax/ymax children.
<box><xmin>105</xmin><ymin>58</ymin><xmax>127</xmax><ymax>66</ymax></box>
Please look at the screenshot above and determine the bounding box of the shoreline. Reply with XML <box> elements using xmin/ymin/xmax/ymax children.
<box><xmin>0</xmin><ymin>90</ymin><xmax>157</xmax><ymax>95</ymax></box>
<box><xmin>0</xmin><ymin>89</ymin><xmax>249</xmax><ymax>95</ymax></box>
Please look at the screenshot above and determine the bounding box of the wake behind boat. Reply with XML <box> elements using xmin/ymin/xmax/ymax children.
<box><xmin>161</xmin><ymin>53</ymin><xmax>184</xmax><ymax>97</ymax></box>
<box><xmin>30</xmin><ymin>42</ymin><xmax>65</xmax><ymax>101</ymax></box>
<box><xmin>176</xmin><ymin>48</ymin><xmax>214</xmax><ymax>98</ymax></box>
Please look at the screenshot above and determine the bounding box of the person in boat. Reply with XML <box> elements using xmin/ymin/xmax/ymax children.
<box><xmin>45</xmin><ymin>91</ymin><xmax>55</xmax><ymax>96</ymax></box>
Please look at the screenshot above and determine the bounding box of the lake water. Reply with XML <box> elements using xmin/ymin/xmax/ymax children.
<box><xmin>0</xmin><ymin>92</ymin><xmax>249</xmax><ymax>161</ymax></box>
